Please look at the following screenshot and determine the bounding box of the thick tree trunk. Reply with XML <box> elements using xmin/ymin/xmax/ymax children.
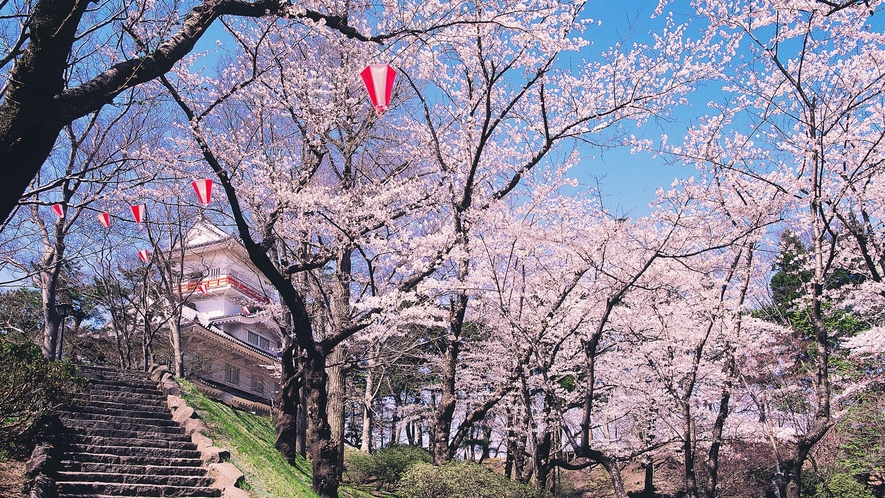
<box><xmin>326</xmin><ymin>346</ymin><xmax>346</xmax><ymax>478</ymax></box>
<box><xmin>296</xmin><ymin>386</ymin><xmax>308</xmax><ymax>457</ymax></box>
<box><xmin>504</xmin><ymin>406</ymin><xmax>517</xmax><ymax>479</ymax></box>
<box><xmin>142</xmin><ymin>336</ymin><xmax>151</xmax><ymax>371</ymax></box>
<box><xmin>275</xmin><ymin>343</ymin><xmax>302</xmax><ymax>463</ymax></box>
<box><xmin>479</xmin><ymin>425</ymin><xmax>492</xmax><ymax>462</ymax></box>
<box><xmin>0</xmin><ymin>0</ymin><xmax>88</xmax><ymax>224</ymax></box>
<box><xmin>431</xmin><ymin>332</ymin><xmax>459</xmax><ymax>464</ymax></box>
<box><xmin>704</xmin><ymin>378</ymin><xmax>731</xmax><ymax>497</ymax></box>
<box><xmin>601</xmin><ymin>457</ymin><xmax>628</xmax><ymax>498</ymax></box>
<box><xmin>37</xmin><ymin>221</ymin><xmax>65</xmax><ymax>360</ymax></box>
<box><xmin>326</xmin><ymin>246</ymin><xmax>352</xmax><ymax>473</ymax></box>
<box><xmin>41</xmin><ymin>293</ymin><xmax>61</xmax><ymax>360</ymax></box>
<box><xmin>643</xmin><ymin>457</ymin><xmax>655</xmax><ymax>497</ymax></box>
<box><xmin>304</xmin><ymin>348</ymin><xmax>340</xmax><ymax>498</ymax></box>
<box><xmin>533</xmin><ymin>430</ymin><xmax>553</xmax><ymax>491</ymax></box>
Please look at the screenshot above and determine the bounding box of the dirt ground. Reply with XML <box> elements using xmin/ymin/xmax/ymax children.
<box><xmin>0</xmin><ymin>459</ymin><xmax>26</xmax><ymax>498</ymax></box>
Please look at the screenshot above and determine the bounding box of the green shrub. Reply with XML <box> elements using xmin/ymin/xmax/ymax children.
<box><xmin>397</xmin><ymin>460</ymin><xmax>542</xmax><ymax>498</ymax></box>
<box><xmin>344</xmin><ymin>445</ymin><xmax>431</xmax><ymax>490</ymax></box>
<box><xmin>814</xmin><ymin>473</ymin><xmax>875</xmax><ymax>498</ymax></box>
<box><xmin>0</xmin><ymin>336</ymin><xmax>83</xmax><ymax>458</ymax></box>
<box><xmin>344</xmin><ymin>449</ymin><xmax>376</xmax><ymax>486</ymax></box>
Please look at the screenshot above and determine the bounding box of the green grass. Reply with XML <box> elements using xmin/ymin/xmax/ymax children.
<box><xmin>179</xmin><ymin>380</ymin><xmax>317</xmax><ymax>498</ymax></box>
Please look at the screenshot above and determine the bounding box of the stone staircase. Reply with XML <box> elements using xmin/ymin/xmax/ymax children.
<box><xmin>52</xmin><ymin>366</ymin><xmax>222</xmax><ymax>497</ymax></box>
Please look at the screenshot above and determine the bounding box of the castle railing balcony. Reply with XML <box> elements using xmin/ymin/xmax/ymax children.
<box><xmin>178</xmin><ymin>274</ymin><xmax>271</xmax><ymax>303</ymax></box>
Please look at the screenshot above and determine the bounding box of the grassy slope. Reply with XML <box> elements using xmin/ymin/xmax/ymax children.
<box><xmin>179</xmin><ymin>380</ymin><xmax>316</xmax><ymax>497</ymax></box>
<box><xmin>179</xmin><ymin>380</ymin><xmax>375</xmax><ymax>498</ymax></box>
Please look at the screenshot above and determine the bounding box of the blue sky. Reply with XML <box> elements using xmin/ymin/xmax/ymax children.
<box><xmin>569</xmin><ymin>0</ymin><xmax>708</xmax><ymax>217</ymax></box>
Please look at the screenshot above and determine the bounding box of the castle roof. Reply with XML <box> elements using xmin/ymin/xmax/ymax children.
<box><xmin>184</xmin><ymin>219</ymin><xmax>236</xmax><ymax>249</ymax></box>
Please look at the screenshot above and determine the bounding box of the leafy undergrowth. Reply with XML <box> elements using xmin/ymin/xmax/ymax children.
<box><xmin>179</xmin><ymin>380</ymin><xmax>376</xmax><ymax>498</ymax></box>
<box><xmin>0</xmin><ymin>459</ymin><xmax>25</xmax><ymax>498</ymax></box>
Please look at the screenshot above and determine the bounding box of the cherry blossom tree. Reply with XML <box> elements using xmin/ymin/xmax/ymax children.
<box><xmin>386</xmin><ymin>0</ymin><xmax>730</xmax><ymax>468</ymax></box>
<box><xmin>675</xmin><ymin>1</ymin><xmax>885</xmax><ymax>495</ymax></box>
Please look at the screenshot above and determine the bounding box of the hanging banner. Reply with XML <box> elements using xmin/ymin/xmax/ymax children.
<box><xmin>52</xmin><ymin>204</ymin><xmax>64</xmax><ymax>217</ymax></box>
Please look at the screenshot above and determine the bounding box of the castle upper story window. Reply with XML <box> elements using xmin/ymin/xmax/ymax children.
<box><xmin>251</xmin><ymin>375</ymin><xmax>266</xmax><ymax>394</ymax></box>
<box><xmin>247</xmin><ymin>330</ymin><xmax>274</xmax><ymax>352</ymax></box>
<box><xmin>224</xmin><ymin>363</ymin><xmax>239</xmax><ymax>385</ymax></box>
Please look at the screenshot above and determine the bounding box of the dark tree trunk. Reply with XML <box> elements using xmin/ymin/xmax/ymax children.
<box><xmin>304</xmin><ymin>348</ymin><xmax>340</xmax><ymax>498</ymax></box>
<box><xmin>275</xmin><ymin>343</ymin><xmax>302</xmax><ymax>462</ymax></box>
<box><xmin>504</xmin><ymin>406</ymin><xmax>516</xmax><ymax>480</ymax></box>
<box><xmin>643</xmin><ymin>457</ymin><xmax>655</xmax><ymax>497</ymax></box>
<box><xmin>682</xmin><ymin>404</ymin><xmax>698</xmax><ymax>498</ymax></box>
<box><xmin>431</xmin><ymin>295</ymin><xmax>465</xmax><ymax>465</ymax></box>
<box><xmin>601</xmin><ymin>456</ymin><xmax>628</xmax><ymax>498</ymax></box>
<box><xmin>326</xmin><ymin>346</ymin><xmax>346</xmax><ymax>478</ymax></box>
<box><xmin>296</xmin><ymin>384</ymin><xmax>308</xmax><ymax>457</ymax></box>
<box><xmin>704</xmin><ymin>379</ymin><xmax>731</xmax><ymax>497</ymax></box>
<box><xmin>0</xmin><ymin>0</ymin><xmax>87</xmax><ymax>224</ymax></box>
<box><xmin>533</xmin><ymin>430</ymin><xmax>553</xmax><ymax>491</ymax></box>
<box><xmin>479</xmin><ymin>425</ymin><xmax>492</xmax><ymax>463</ymax></box>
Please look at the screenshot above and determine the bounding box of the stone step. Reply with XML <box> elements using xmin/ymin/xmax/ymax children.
<box><xmin>75</xmin><ymin>391</ymin><xmax>166</xmax><ymax>405</ymax></box>
<box><xmin>59</xmin><ymin>417</ymin><xmax>186</xmax><ymax>434</ymax></box>
<box><xmin>59</xmin><ymin>425</ymin><xmax>191</xmax><ymax>442</ymax></box>
<box><xmin>69</xmin><ymin>435</ymin><xmax>197</xmax><ymax>451</ymax></box>
<box><xmin>58</xmin><ymin>494</ymin><xmax>221</xmax><ymax>498</ymax></box>
<box><xmin>56</xmin><ymin>471</ymin><xmax>214</xmax><ymax>487</ymax></box>
<box><xmin>84</xmin><ymin>382</ymin><xmax>163</xmax><ymax>396</ymax></box>
<box><xmin>59</xmin><ymin>412</ymin><xmax>180</xmax><ymax>428</ymax></box>
<box><xmin>58</xmin><ymin>461</ymin><xmax>208</xmax><ymax>477</ymax></box>
<box><xmin>72</xmin><ymin>398</ymin><xmax>171</xmax><ymax>413</ymax></box>
<box><xmin>79</xmin><ymin>374</ymin><xmax>154</xmax><ymax>385</ymax></box>
<box><xmin>64</xmin><ymin>403</ymin><xmax>173</xmax><ymax>419</ymax></box>
<box><xmin>63</xmin><ymin>444</ymin><xmax>201</xmax><ymax>460</ymax></box>
<box><xmin>56</xmin><ymin>481</ymin><xmax>222</xmax><ymax>497</ymax></box>
<box><xmin>79</xmin><ymin>368</ymin><xmax>153</xmax><ymax>382</ymax></box>
<box><xmin>63</xmin><ymin>453</ymin><xmax>203</xmax><ymax>467</ymax></box>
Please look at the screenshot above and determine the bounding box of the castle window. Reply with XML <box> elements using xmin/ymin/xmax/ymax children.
<box><xmin>247</xmin><ymin>330</ymin><xmax>259</xmax><ymax>345</ymax></box>
<box><xmin>260</xmin><ymin>336</ymin><xmax>271</xmax><ymax>350</ymax></box>
<box><xmin>251</xmin><ymin>375</ymin><xmax>266</xmax><ymax>394</ymax></box>
<box><xmin>224</xmin><ymin>364</ymin><xmax>239</xmax><ymax>385</ymax></box>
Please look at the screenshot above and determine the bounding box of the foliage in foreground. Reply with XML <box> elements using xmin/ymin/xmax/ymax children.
<box><xmin>813</xmin><ymin>473</ymin><xmax>876</xmax><ymax>498</ymax></box>
<box><xmin>344</xmin><ymin>445</ymin><xmax>432</xmax><ymax>491</ymax></box>
<box><xmin>398</xmin><ymin>461</ymin><xmax>542</xmax><ymax>498</ymax></box>
<box><xmin>0</xmin><ymin>336</ymin><xmax>83</xmax><ymax>458</ymax></box>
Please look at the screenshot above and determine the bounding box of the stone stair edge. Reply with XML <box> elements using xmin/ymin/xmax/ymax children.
<box><xmin>55</xmin><ymin>481</ymin><xmax>224</xmax><ymax>496</ymax></box>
